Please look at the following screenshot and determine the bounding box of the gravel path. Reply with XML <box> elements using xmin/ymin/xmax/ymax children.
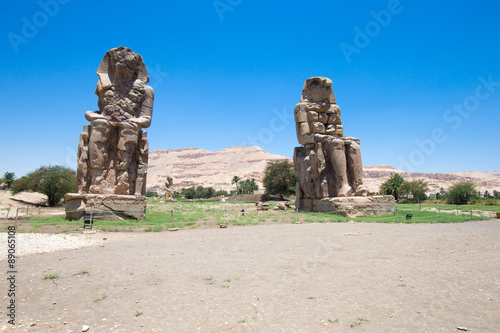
<box><xmin>0</xmin><ymin>232</ymin><xmax>106</xmax><ymax>259</ymax></box>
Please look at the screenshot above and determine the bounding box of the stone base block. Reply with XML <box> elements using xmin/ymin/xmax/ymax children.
<box><xmin>65</xmin><ymin>193</ymin><xmax>147</xmax><ymax>221</ymax></box>
<box><xmin>295</xmin><ymin>195</ymin><xmax>395</xmax><ymax>217</ymax></box>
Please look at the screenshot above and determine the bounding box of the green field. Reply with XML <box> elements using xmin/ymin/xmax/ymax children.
<box><xmin>3</xmin><ymin>199</ymin><xmax>497</xmax><ymax>233</ymax></box>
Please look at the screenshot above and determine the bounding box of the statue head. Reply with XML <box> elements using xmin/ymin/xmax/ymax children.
<box><xmin>165</xmin><ymin>176</ymin><xmax>173</xmax><ymax>188</ymax></box>
<box><xmin>96</xmin><ymin>47</ymin><xmax>149</xmax><ymax>89</ymax></box>
<box><xmin>301</xmin><ymin>77</ymin><xmax>336</xmax><ymax>104</ymax></box>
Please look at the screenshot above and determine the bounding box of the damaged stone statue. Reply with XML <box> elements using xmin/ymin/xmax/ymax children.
<box><xmin>66</xmin><ymin>47</ymin><xmax>154</xmax><ymax>220</ymax></box>
<box><xmin>164</xmin><ymin>176</ymin><xmax>175</xmax><ymax>202</ymax></box>
<box><xmin>294</xmin><ymin>77</ymin><xmax>395</xmax><ymax>216</ymax></box>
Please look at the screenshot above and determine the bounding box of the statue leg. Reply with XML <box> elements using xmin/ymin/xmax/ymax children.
<box><xmin>293</xmin><ymin>147</ymin><xmax>316</xmax><ymax>199</ymax></box>
<box><xmin>116</xmin><ymin>122</ymin><xmax>140</xmax><ymax>195</ymax></box>
<box><xmin>345</xmin><ymin>139</ymin><xmax>368</xmax><ymax>196</ymax></box>
<box><xmin>76</xmin><ymin>156</ymin><xmax>88</xmax><ymax>193</ymax></box>
<box><xmin>315</xmin><ymin>142</ymin><xmax>329</xmax><ymax>198</ymax></box>
<box><xmin>134</xmin><ymin>131</ymin><xmax>148</xmax><ymax>196</ymax></box>
<box><xmin>345</xmin><ymin>140</ymin><xmax>363</xmax><ymax>189</ymax></box>
<box><xmin>88</xmin><ymin>119</ymin><xmax>111</xmax><ymax>194</ymax></box>
<box><xmin>76</xmin><ymin>126</ymin><xmax>90</xmax><ymax>193</ymax></box>
<box><xmin>325</xmin><ymin>137</ymin><xmax>351</xmax><ymax>197</ymax></box>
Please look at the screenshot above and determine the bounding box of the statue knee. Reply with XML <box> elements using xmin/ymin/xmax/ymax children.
<box><xmin>325</xmin><ymin>137</ymin><xmax>345</xmax><ymax>150</ymax></box>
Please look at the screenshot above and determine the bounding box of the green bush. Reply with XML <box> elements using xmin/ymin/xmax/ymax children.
<box><xmin>263</xmin><ymin>160</ymin><xmax>298</xmax><ymax>197</ymax></box>
<box><xmin>11</xmin><ymin>166</ymin><xmax>76</xmax><ymax>206</ymax></box>
<box><xmin>447</xmin><ymin>182</ymin><xmax>476</xmax><ymax>205</ymax></box>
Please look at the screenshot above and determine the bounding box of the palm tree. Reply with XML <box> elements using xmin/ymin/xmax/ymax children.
<box><xmin>379</xmin><ymin>173</ymin><xmax>404</xmax><ymax>200</ymax></box>
<box><xmin>3</xmin><ymin>172</ymin><xmax>15</xmax><ymax>189</ymax></box>
<box><xmin>231</xmin><ymin>176</ymin><xmax>241</xmax><ymax>194</ymax></box>
<box><xmin>249</xmin><ymin>179</ymin><xmax>258</xmax><ymax>193</ymax></box>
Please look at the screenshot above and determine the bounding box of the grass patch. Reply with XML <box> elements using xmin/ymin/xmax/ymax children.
<box><xmin>43</xmin><ymin>271</ymin><xmax>60</xmax><ymax>279</ymax></box>
<box><xmin>399</xmin><ymin>203</ymin><xmax>500</xmax><ymax>213</ymax></box>
<box><xmin>145</xmin><ymin>224</ymin><xmax>164</xmax><ymax>232</ymax></box>
<box><xmin>94</xmin><ymin>292</ymin><xmax>108</xmax><ymax>302</ymax></box>
<box><xmin>204</xmin><ymin>275</ymin><xmax>215</xmax><ymax>285</ymax></box>
<box><xmin>350</xmin><ymin>317</ymin><xmax>368</xmax><ymax>327</ymax></box>
<box><xmin>232</xmin><ymin>220</ymin><xmax>260</xmax><ymax>226</ymax></box>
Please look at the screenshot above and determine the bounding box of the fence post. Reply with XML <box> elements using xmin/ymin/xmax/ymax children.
<box><xmin>90</xmin><ymin>203</ymin><xmax>93</xmax><ymax>227</ymax></box>
<box><xmin>438</xmin><ymin>208</ymin><xmax>441</xmax><ymax>223</ymax></box>
<box><xmin>470</xmin><ymin>209</ymin><xmax>472</xmax><ymax>221</ymax></box>
<box><xmin>171</xmin><ymin>209</ymin><xmax>174</xmax><ymax>228</ymax></box>
<box><xmin>15</xmin><ymin>208</ymin><xmax>19</xmax><ymax>231</ymax></box>
<box><xmin>396</xmin><ymin>207</ymin><xmax>399</xmax><ymax>223</ymax></box>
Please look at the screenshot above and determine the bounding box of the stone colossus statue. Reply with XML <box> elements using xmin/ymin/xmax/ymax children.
<box><xmin>77</xmin><ymin>47</ymin><xmax>154</xmax><ymax>196</ymax></box>
<box><xmin>294</xmin><ymin>77</ymin><xmax>368</xmax><ymax>199</ymax></box>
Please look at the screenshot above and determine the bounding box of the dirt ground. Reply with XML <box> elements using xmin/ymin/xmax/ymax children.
<box><xmin>0</xmin><ymin>191</ymin><xmax>61</xmax><ymax>220</ymax></box>
<box><xmin>1</xmin><ymin>220</ymin><xmax>499</xmax><ymax>332</ymax></box>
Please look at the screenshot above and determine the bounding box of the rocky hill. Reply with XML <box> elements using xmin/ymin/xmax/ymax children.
<box><xmin>147</xmin><ymin>147</ymin><xmax>500</xmax><ymax>195</ymax></box>
<box><xmin>147</xmin><ymin>146</ymin><xmax>291</xmax><ymax>192</ymax></box>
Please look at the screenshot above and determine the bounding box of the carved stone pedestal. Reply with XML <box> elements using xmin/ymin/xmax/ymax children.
<box><xmin>65</xmin><ymin>193</ymin><xmax>147</xmax><ymax>221</ymax></box>
<box><xmin>295</xmin><ymin>195</ymin><xmax>396</xmax><ymax>217</ymax></box>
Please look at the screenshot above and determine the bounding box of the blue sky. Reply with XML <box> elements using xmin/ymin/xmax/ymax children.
<box><xmin>1</xmin><ymin>0</ymin><xmax>499</xmax><ymax>178</ymax></box>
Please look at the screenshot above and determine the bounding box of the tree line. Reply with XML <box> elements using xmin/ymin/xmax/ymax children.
<box><xmin>5</xmin><ymin>162</ymin><xmax>495</xmax><ymax>207</ymax></box>
<box><xmin>379</xmin><ymin>173</ymin><xmax>499</xmax><ymax>204</ymax></box>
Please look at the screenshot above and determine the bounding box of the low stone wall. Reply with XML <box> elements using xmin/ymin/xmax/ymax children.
<box><xmin>296</xmin><ymin>195</ymin><xmax>395</xmax><ymax>217</ymax></box>
<box><xmin>65</xmin><ymin>193</ymin><xmax>147</xmax><ymax>221</ymax></box>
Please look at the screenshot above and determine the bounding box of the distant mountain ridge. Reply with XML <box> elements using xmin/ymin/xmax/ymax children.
<box><xmin>147</xmin><ymin>146</ymin><xmax>500</xmax><ymax>194</ymax></box>
<box><xmin>362</xmin><ymin>165</ymin><xmax>500</xmax><ymax>194</ymax></box>
<box><xmin>147</xmin><ymin>146</ymin><xmax>291</xmax><ymax>191</ymax></box>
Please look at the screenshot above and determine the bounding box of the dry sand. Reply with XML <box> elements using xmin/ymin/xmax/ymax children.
<box><xmin>1</xmin><ymin>220</ymin><xmax>499</xmax><ymax>332</ymax></box>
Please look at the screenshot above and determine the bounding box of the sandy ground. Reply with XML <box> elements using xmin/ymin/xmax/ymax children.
<box><xmin>0</xmin><ymin>220</ymin><xmax>499</xmax><ymax>332</ymax></box>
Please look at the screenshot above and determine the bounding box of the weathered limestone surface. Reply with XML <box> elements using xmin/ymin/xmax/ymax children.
<box><xmin>66</xmin><ymin>193</ymin><xmax>146</xmax><ymax>221</ymax></box>
<box><xmin>293</xmin><ymin>77</ymin><xmax>394</xmax><ymax>215</ymax></box>
<box><xmin>296</xmin><ymin>196</ymin><xmax>395</xmax><ymax>217</ymax></box>
<box><xmin>66</xmin><ymin>47</ymin><xmax>154</xmax><ymax>220</ymax></box>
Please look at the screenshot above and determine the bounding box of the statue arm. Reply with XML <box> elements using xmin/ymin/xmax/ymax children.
<box><xmin>85</xmin><ymin>110</ymin><xmax>105</xmax><ymax>122</ymax></box>
<box><xmin>130</xmin><ymin>86</ymin><xmax>154</xmax><ymax>128</ymax></box>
